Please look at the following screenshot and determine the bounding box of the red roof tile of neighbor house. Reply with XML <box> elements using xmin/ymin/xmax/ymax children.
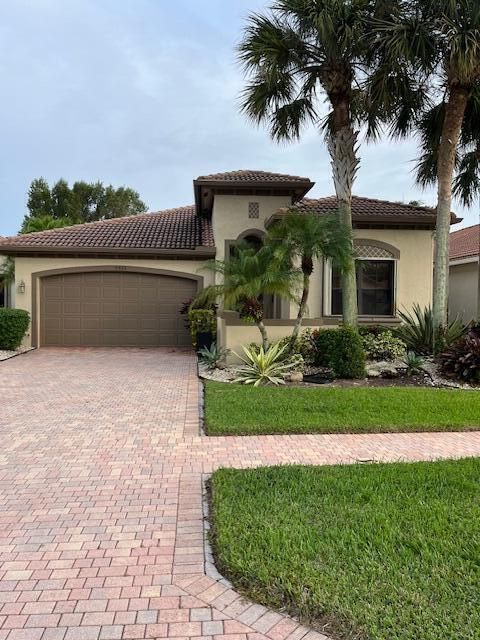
<box><xmin>296</xmin><ymin>195</ymin><xmax>460</xmax><ymax>225</ymax></box>
<box><xmin>0</xmin><ymin>206</ymin><xmax>215</xmax><ymax>253</ymax></box>
<box><xmin>195</xmin><ymin>169</ymin><xmax>313</xmax><ymax>184</ymax></box>
<box><xmin>450</xmin><ymin>224</ymin><xmax>480</xmax><ymax>261</ymax></box>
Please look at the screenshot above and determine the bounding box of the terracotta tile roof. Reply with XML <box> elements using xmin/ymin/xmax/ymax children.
<box><xmin>296</xmin><ymin>195</ymin><xmax>460</xmax><ymax>225</ymax></box>
<box><xmin>0</xmin><ymin>206</ymin><xmax>215</xmax><ymax>252</ymax></box>
<box><xmin>195</xmin><ymin>169</ymin><xmax>312</xmax><ymax>184</ymax></box>
<box><xmin>450</xmin><ymin>224</ymin><xmax>480</xmax><ymax>260</ymax></box>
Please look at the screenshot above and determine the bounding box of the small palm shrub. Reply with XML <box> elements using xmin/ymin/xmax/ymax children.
<box><xmin>396</xmin><ymin>304</ymin><xmax>465</xmax><ymax>355</ymax></box>
<box><xmin>312</xmin><ymin>327</ymin><xmax>366</xmax><ymax>379</ymax></box>
<box><xmin>198</xmin><ymin>343</ymin><xmax>229</xmax><ymax>369</ymax></box>
<box><xmin>439</xmin><ymin>327</ymin><xmax>480</xmax><ymax>383</ymax></box>
<box><xmin>402</xmin><ymin>351</ymin><xmax>425</xmax><ymax>375</ymax></box>
<box><xmin>361</xmin><ymin>329</ymin><xmax>406</xmax><ymax>361</ymax></box>
<box><xmin>0</xmin><ymin>308</ymin><xmax>30</xmax><ymax>350</ymax></box>
<box><xmin>233</xmin><ymin>343</ymin><xmax>296</xmax><ymax>386</ymax></box>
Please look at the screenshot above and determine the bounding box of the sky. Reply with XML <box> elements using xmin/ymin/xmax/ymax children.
<box><xmin>0</xmin><ymin>0</ymin><xmax>478</xmax><ymax>236</ymax></box>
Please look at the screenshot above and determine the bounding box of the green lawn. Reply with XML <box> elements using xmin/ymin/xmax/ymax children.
<box><xmin>210</xmin><ymin>461</ymin><xmax>480</xmax><ymax>640</ymax></box>
<box><xmin>204</xmin><ymin>381</ymin><xmax>480</xmax><ymax>435</ymax></box>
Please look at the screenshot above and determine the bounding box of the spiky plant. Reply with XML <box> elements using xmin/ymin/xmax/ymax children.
<box><xmin>233</xmin><ymin>342</ymin><xmax>296</xmax><ymax>386</ymax></box>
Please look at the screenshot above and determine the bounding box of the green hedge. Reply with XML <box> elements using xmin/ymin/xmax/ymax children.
<box><xmin>312</xmin><ymin>327</ymin><xmax>366</xmax><ymax>378</ymax></box>
<box><xmin>0</xmin><ymin>308</ymin><xmax>30</xmax><ymax>350</ymax></box>
<box><xmin>188</xmin><ymin>308</ymin><xmax>216</xmax><ymax>347</ymax></box>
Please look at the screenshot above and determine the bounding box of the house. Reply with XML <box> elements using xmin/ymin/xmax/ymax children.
<box><xmin>0</xmin><ymin>169</ymin><xmax>458</xmax><ymax>352</ymax></box>
<box><xmin>449</xmin><ymin>224</ymin><xmax>480</xmax><ymax>322</ymax></box>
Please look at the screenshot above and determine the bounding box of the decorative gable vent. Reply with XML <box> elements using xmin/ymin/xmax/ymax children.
<box><xmin>355</xmin><ymin>244</ymin><xmax>395</xmax><ymax>259</ymax></box>
<box><xmin>248</xmin><ymin>202</ymin><xmax>260</xmax><ymax>219</ymax></box>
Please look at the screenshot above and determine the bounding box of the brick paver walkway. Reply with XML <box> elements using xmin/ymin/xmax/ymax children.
<box><xmin>1</xmin><ymin>348</ymin><xmax>480</xmax><ymax>640</ymax></box>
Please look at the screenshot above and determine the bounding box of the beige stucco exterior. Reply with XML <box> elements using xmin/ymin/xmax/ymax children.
<box><xmin>10</xmin><ymin>193</ymin><xmax>436</xmax><ymax>350</ymax></box>
<box><xmin>449</xmin><ymin>260</ymin><xmax>479</xmax><ymax>322</ymax></box>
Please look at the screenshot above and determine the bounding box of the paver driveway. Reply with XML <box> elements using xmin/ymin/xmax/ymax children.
<box><xmin>2</xmin><ymin>348</ymin><xmax>480</xmax><ymax>640</ymax></box>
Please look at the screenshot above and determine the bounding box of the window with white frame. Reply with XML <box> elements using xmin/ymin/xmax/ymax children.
<box><xmin>328</xmin><ymin>244</ymin><xmax>397</xmax><ymax>316</ymax></box>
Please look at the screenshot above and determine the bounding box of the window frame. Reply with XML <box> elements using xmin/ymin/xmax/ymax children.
<box><xmin>324</xmin><ymin>256</ymin><xmax>398</xmax><ymax>318</ymax></box>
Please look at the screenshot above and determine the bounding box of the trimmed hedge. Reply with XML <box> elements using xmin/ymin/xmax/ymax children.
<box><xmin>312</xmin><ymin>326</ymin><xmax>366</xmax><ymax>378</ymax></box>
<box><xmin>188</xmin><ymin>308</ymin><xmax>216</xmax><ymax>347</ymax></box>
<box><xmin>0</xmin><ymin>308</ymin><xmax>30</xmax><ymax>350</ymax></box>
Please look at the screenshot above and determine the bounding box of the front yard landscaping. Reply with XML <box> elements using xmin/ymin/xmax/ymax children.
<box><xmin>210</xmin><ymin>460</ymin><xmax>480</xmax><ymax>640</ymax></box>
<box><xmin>205</xmin><ymin>381</ymin><xmax>480</xmax><ymax>435</ymax></box>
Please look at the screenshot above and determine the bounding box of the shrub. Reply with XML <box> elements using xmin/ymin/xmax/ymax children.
<box><xmin>0</xmin><ymin>308</ymin><xmax>30</xmax><ymax>350</ymax></box>
<box><xmin>361</xmin><ymin>329</ymin><xmax>406</xmax><ymax>361</ymax></box>
<box><xmin>396</xmin><ymin>304</ymin><xmax>466</xmax><ymax>355</ymax></box>
<box><xmin>233</xmin><ymin>342</ymin><xmax>296</xmax><ymax>386</ymax></box>
<box><xmin>188</xmin><ymin>309</ymin><xmax>216</xmax><ymax>347</ymax></box>
<box><xmin>198</xmin><ymin>342</ymin><xmax>229</xmax><ymax>369</ymax></box>
<box><xmin>276</xmin><ymin>329</ymin><xmax>316</xmax><ymax>363</ymax></box>
<box><xmin>439</xmin><ymin>326</ymin><xmax>480</xmax><ymax>383</ymax></box>
<box><xmin>312</xmin><ymin>327</ymin><xmax>366</xmax><ymax>379</ymax></box>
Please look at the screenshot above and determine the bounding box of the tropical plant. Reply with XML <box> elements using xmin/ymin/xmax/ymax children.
<box><xmin>196</xmin><ymin>245</ymin><xmax>300</xmax><ymax>350</ymax></box>
<box><xmin>238</xmin><ymin>0</ymin><xmax>391</xmax><ymax>327</ymax></box>
<box><xmin>188</xmin><ymin>309</ymin><xmax>217</xmax><ymax>348</ymax></box>
<box><xmin>21</xmin><ymin>214</ymin><xmax>73</xmax><ymax>234</ymax></box>
<box><xmin>373</xmin><ymin>0</ymin><xmax>480</xmax><ymax>329</ymax></box>
<box><xmin>267</xmin><ymin>211</ymin><xmax>353</xmax><ymax>344</ymax></box>
<box><xmin>233</xmin><ymin>342</ymin><xmax>296</xmax><ymax>386</ymax></box>
<box><xmin>439</xmin><ymin>325</ymin><xmax>480</xmax><ymax>383</ymax></box>
<box><xmin>402</xmin><ymin>351</ymin><xmax>425</xmax><ymax>376</ymax></box>
<box><xmin>396</xmin><ymin>304</ymin><xmax>466</xmax><ymax>355</ymax></box>
<box><xmin>0</xmin><ymin>257</ymin><xmax>15</xmax><ymax>286</ymax></box>
<box><xmin>361</xmin><ymin>329</ymin><xmax>406</xmax><ymax>361</ymax></box>
<box><xmin>198</xmin><ymin>342</ymin><xmax>230</xmax><ymax>369</ymax></box>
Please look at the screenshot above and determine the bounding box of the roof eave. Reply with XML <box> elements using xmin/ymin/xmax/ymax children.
<box><xmin>0</xmin><ymin>245</ymin><xmax>216</xmax><ymax>259</ymax></box>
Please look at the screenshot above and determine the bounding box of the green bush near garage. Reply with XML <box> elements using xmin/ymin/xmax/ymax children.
<box><xmin>0</xmin><ymin>308</ymin><xmax>30</xmax><ymax>350</ymax></box>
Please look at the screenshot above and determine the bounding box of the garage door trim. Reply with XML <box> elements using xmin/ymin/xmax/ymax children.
<box><xmin>31</xmin><ymin>266</ymin><xmax>204</xmax><ymax>347</ymax></box>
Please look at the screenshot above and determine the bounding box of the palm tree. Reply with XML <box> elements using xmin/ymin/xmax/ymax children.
<box><xmin>196</xmin><ymin>245</ymin><xmax>301</xmax><ymax>350</ymax></box>
<box><xmin>267</xmin><ymin>211</ymin><xmax>353</xmax><ymax>342</ymax></box>
<box><xmin>21</xmin><ymin>214</ymin><xmax>73</xmax><ymax>234</ymax></box>
<box><xmin>0</xmin><ymin>257</ymin><xmax>15</xmax><ymax>287</ymax></box>
<box><xmin>374</xmin><ymin>0</ymin><xmax>480</xmax><ymax>329</ymax></box>
<box><xmin>238</xmin><ymin>0</ymin><xmax>386</xmax><ymax>327</ymax></box>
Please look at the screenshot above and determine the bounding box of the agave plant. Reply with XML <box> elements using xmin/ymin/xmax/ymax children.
<box><xmin>198</xmin><ymin>342</ymin><xmax>230</xmax><ymax>370</ymax></box>
<box><xmin>233</xmin><ymin>342</ymin><xmax>296</xmax><ymax>386</ymax></box>
<box><xmin>396</xmin><ymin>304</ymin><xmax>466</xmax><ymax>355</ymax></box>
<box><xmin>402</xmin><ymin>351</ymin><xmax>425</xmax><ymax>376</ymax></box>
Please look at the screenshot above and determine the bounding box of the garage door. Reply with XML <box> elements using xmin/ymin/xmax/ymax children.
<box><xmin>40</xmin><ymin>271</ymin><xmax>197</xmax><ymax>347</ymax></box>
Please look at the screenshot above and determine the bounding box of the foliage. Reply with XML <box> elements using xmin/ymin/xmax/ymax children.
<box><xmin>440</xmin><ymin>326</ymin><xmax>480</xmax><ymax>383</ymax></box>
<box><xmin>361</xmin><ymin>329</ymin><xmax>406</xmax><ymax>361</ymax></box>
<box><xmin>210</xmin><ymin>460</ymin><xmax>480</xmax><ymax>639</ymax></box>
<box><xmin>0</xmin><ymin>257</ymin><xmax>15</xmax><ymax>286</ymax></box>
<box><xmin>187</xmin><ymin>309</ymin><xmax>216</xmax><ymax>347</ymax></box>
<box><xmin>21</xmin><ymin>177</ymin><xmax>147</xmax><ymax>231</ymax></box>
<box><xmin>276</xmin><ymin>329</ymin><xmax>316</xmax><ymax>364</ymax></box>
<box><xmin>205</xmin><ymin>382</ymin><xmax>480</xmax><ymax>435</ymax></box>
<box><xmin>402</xmin><ymin>351</ymin><xmax>425</xmax><ymax>376</ymax></box>
<box><xmin>198</xmin><ymin>342</ymin><xmax>230</xmax><ymax>370</ymax></box>
<box><xmin>396</xmin><ymin>304</ymin><xmax>466</xmax><ymax>355</ymax></box>
<box><xmin>233</xmin><ymin>343</ymin><xmax>296</xmax><ymax>386</ymax></box>
<box><xmin>0</xmin><ymin>308</ymin><xmax>30</xmax><ymax>350</ymax></box>
<box><xmin>311</xmin><ymin>327</ymin><xmax>366</xmax><ymax>379</ymax></box>
<box><xmin>196</xmin><ymin>245</ymin><xmax>300</xmax><ymax>349</ymax></box>
<box><xmin>21</xmin><ymin>214</ymin><xmax>73</xmax><ymax>234</ymax></box>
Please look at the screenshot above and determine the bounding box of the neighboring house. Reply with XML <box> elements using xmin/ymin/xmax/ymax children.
<box><xmin>0</xmin><ymin>169</ymin><xmax>459</xmax><ymax>352</ymax></box>
<box><xmin>449</xmin><ymin>224</ymin><xmax>480</xmax><ymax>322</ymax></box>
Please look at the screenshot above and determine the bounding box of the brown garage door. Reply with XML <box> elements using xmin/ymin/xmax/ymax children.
<box><xmin>40</xmin><ymin>271</ymin><xmax>197</xmax><ymax>347</ymax></box>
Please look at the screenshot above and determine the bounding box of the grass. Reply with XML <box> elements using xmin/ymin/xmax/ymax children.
<box><xmin>210</xmin><ymin>460</ymin><xmax>480</xmax><ymax>640</ymax></box>
<box><xmin>204</xmin><ymin>381</ymin><xmax>480</xmax><ymax>435</ymax></box>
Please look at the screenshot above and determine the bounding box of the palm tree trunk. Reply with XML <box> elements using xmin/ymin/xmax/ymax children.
<box><xmin>328</xmin><ymin>122</ymin><xmax>359</xmax><ymax>327</ymax></box>
<box><xmin>291</xmin><ymin>272</ymin><xmax>310</xmax><ymax>343</ymax></box>
<box><xmin>257</xmin><ymin>320</ymin><xmax>269</xmax><ymax>350</ymax></box>
<box><xmin>433</xmin><ymin>86</ymin><xmax>469</xmax><ymax>330</ymax></box>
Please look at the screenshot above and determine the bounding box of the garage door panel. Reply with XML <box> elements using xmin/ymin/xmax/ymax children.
<box><xmin>40</xmin><ymin>271</ymin><xmax>197</xmax><ymax>347</ymax></box>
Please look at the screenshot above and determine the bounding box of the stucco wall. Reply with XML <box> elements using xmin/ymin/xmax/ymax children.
<box><xmin>14</xmin><ymin>256</ymin><xmax>213</xmax><ymax>347</ymax></box>
<box><xmin>449</xmin><ymin>261</ymin><xmax>479</xmax><ymax>322</ymax></box>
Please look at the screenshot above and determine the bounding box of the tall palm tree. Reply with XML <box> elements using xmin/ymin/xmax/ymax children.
<box><xmin>238</xmin><ymin>0</ymin><xmax>386</xmax><ymax>327</ymax></box>
<box><xmin>374</xmin><ymin>0</ymin><xmax>480</xmax><ymax>328</ymax></box>
<box><xmin>267</xmin><ymin>211</ymin><xmax>353</xmax><ymax>342</ymax></box>
<box><xmin>196</xmin><ymin>245</ymin><xmax>301</xmax><ymax>350</ymax></box>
